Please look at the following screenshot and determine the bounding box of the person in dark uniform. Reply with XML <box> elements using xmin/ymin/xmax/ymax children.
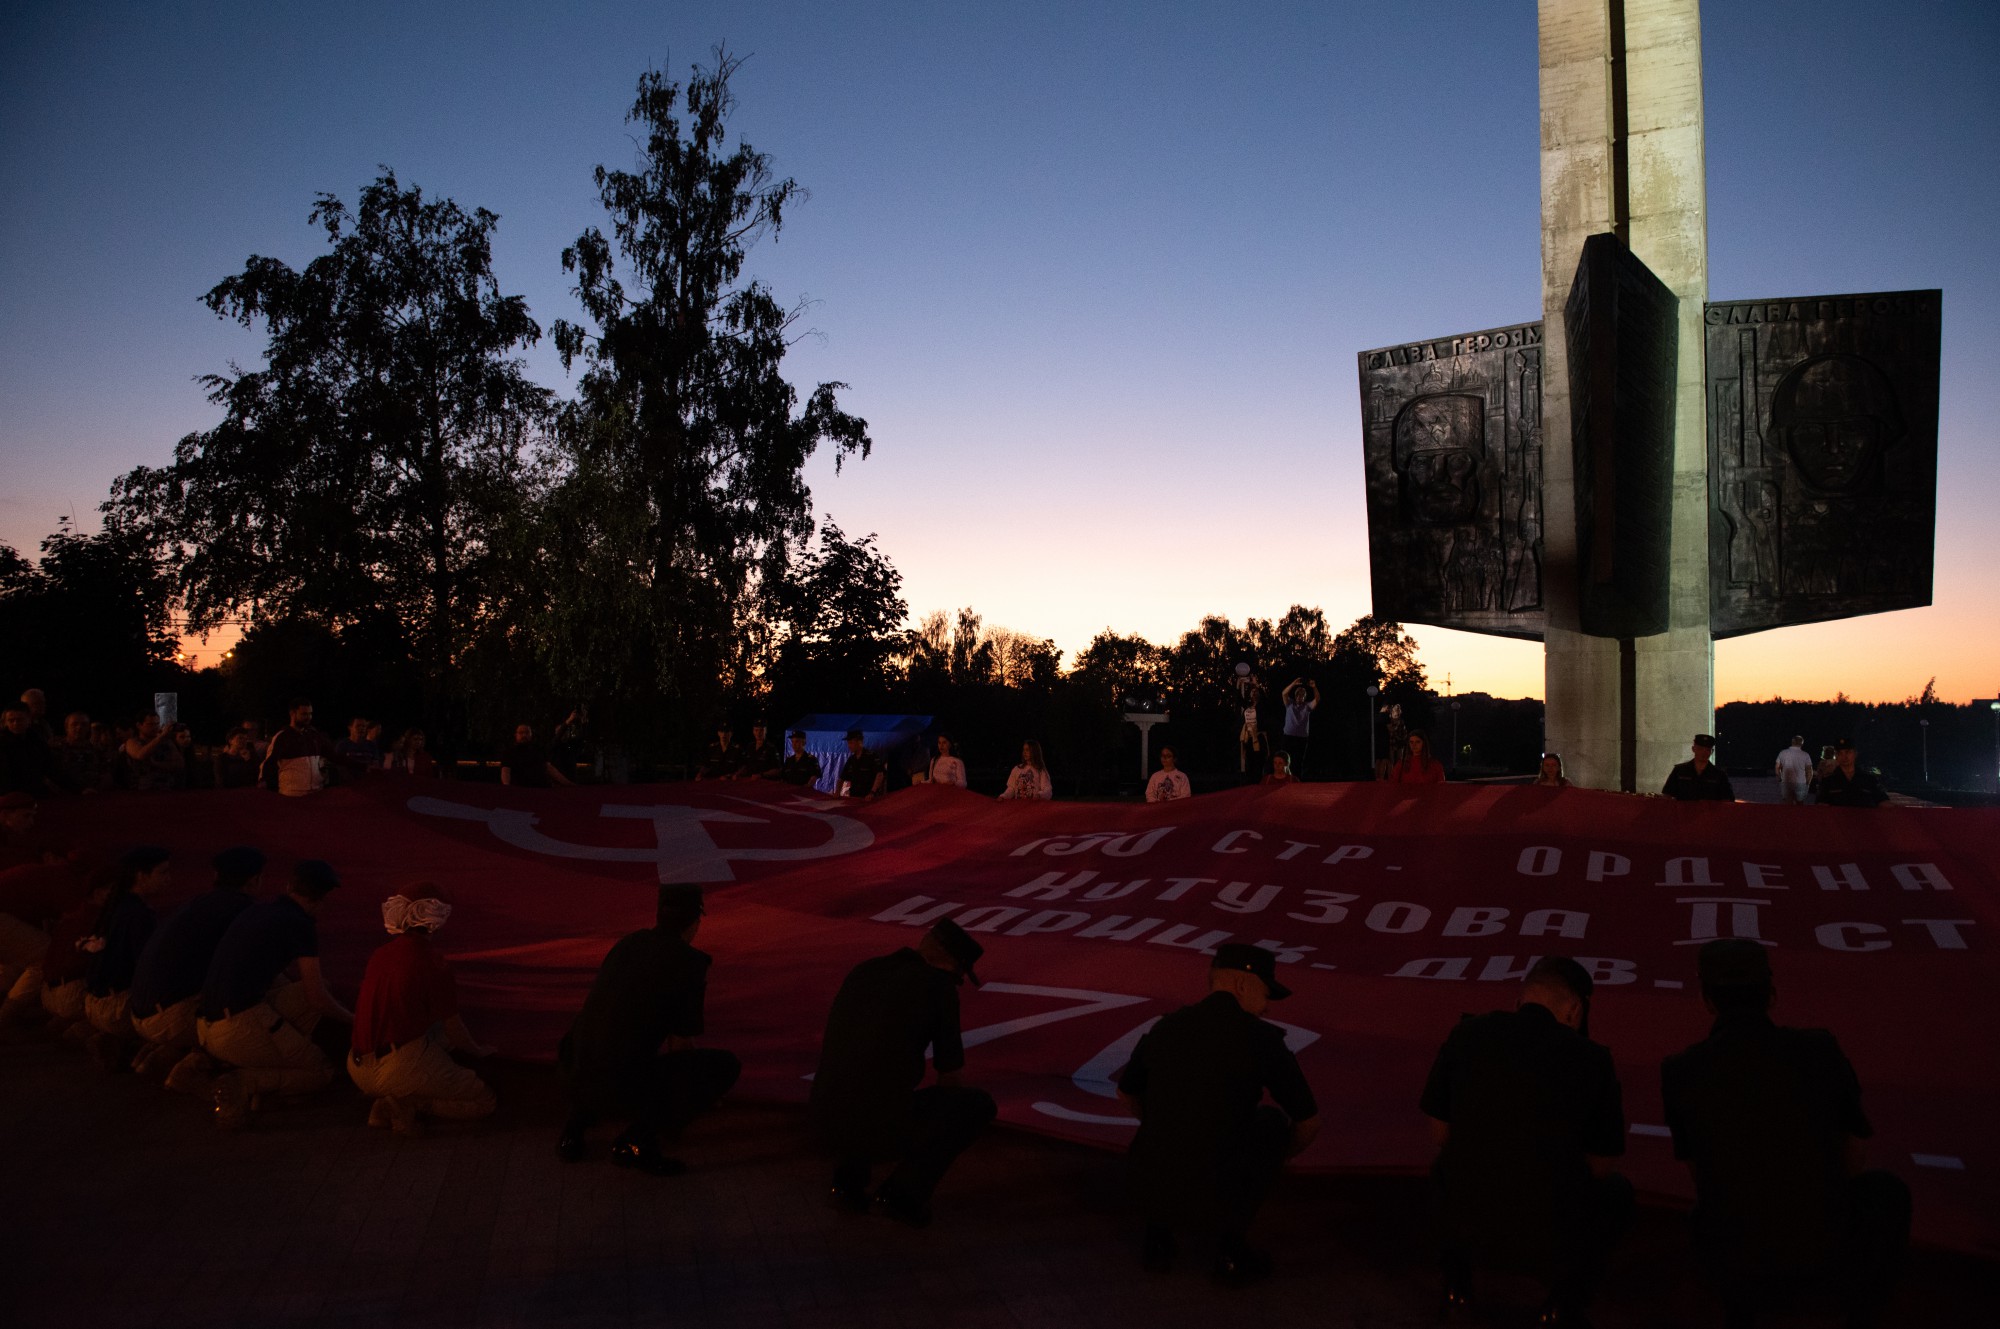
<box><xmin>732</xmin><ymin>722</ymin><xmax>781</xmax><ymax>780</ymax></box>
<box><xmin>1420</xmin><ymin>956</ymin><xmax>1630</xmax><ymax>1327</ymax></box>
<box><xmin>1814</xmin><ymin>738</ymin><xmax>1888</xmax><ymax>808</ymax></box>
<box><xmin>127</xmin><ymin>845</ymin><xmax>262</xmax><ymax>1083</ymax></box>
<box><xmin>556</xmin><ymin>884</ymin><xmax>740</xmax><ymax>1175</ymax></box>
<box><xmin>809</xmin><ymin>920</ymin><xmax>995</xmax><ymax>1226</ymax></box>
<box><xmin>1116</xmin><ymin>944</ymin><xmax>1319</xmax><ymax>1286</ymax></box>
<box><xmin>768</xmin><ymin>729</ymin><xmax>823</xmax><ymax>788</ymax></box>
<box><xmin>1663</xmin><ymin>733</ymin><xmax>1735</xmax><ymax>802</ymax></box>
<box><xmin>82</xmin><ymin>845</ymin><xmax>172</xmax><ymax>1070</ymax></box>
<box><xmin>837</xmin><ymin>729</ymin><xmax>886</xmax><ymax>799</ymax></box>
<box><xmin>696</xmin><ymin>725</ymin><xmax>742</xmax><ymax>780</ymax></box>
<box><xmin>1661</xmin><ymin>940</ymin><xmax>1910</xmax><ymax>1328</ymax></box>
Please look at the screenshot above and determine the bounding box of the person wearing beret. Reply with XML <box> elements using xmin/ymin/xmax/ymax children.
<box><xmin>127</xmin><ymin>846</ymin><xmax>263</xmax><ymax>1084</ymax></box>
<box><xmin>1661</xmin><ymin>940</ymin><xmax>1910</xmax><ymax>1328</ymax></box>
<box><xmin>1419</xmin><ymin>956</ymin><xmax>1630</xmax><ymax>1327</ymax></box>
<box><xmin>557</xmin><ymin>884</ymin><xmax>740</xmax><ymax>1174</ymax></box>
<box><xmin>198</xmin><ymin>858</ymin><xmax>354</xmax><ymax>1129</ymax></box>
<box><xmin>810</xmin><ymin>920</ymin><xmax>996</xmax><ymax>1226</ymax></box>
<box><xmin>348</xmin><ymin>886</ymin><xmax>496</xmax><ymax>1135</ymax></box>
<box><xmin>1663</xmin><ymin>734</ymin><xmax>1735</xmax><ymax>802</ymax></box>
<box><xmin>1117</xmin><ymin>943</ymin><xmax>1319</xmax><ymax>1287</ymax></box>
<box><xmin>1814</xmin><ymin>739</ymin><xmax>1889</xmax><ymax>809</ymax></box>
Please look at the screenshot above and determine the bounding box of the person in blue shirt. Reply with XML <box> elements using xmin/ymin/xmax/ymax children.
<box><xmin>128</xmin><ymin>846</ymin><xmax>263</xmax><ymax>1087</ymax></box>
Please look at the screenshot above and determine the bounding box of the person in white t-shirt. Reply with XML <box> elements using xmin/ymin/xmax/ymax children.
<box><xmin>1773</xmin><ymin>735</ymin><xmax>1815</xmax><ymax>805</ymax></box>
<box><xmin>926</xmin><ymin>734</ymin><xmax>967</xmax><ymax>788</ymax></box>
<box><xmin>999</xmin><ymin>741</ymin><xmax>1053</xmax><ymax>801</ymax></box>
<box><xmin>1145</xmin><ymin>747</ymin><xmax>1192</xmax><ymax>803</ymax></box>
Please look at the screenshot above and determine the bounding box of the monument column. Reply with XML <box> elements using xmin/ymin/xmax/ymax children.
<box><xmin>1538</xmin><ymin>0</ymin><xmax>1712</xmax><ymax>790</ymax></box>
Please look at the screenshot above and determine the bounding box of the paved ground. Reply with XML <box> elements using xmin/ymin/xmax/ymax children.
<box><xmin>2</xmin><ymin>1031</ymin><xmax>1992</xmax><ymax>1328</ymax></box>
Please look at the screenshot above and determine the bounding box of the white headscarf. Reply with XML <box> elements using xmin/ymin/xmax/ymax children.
<box><xmin>381</xmin><ymin>894</ymin><xmax>452</xmax><ymax>935</ymax></box>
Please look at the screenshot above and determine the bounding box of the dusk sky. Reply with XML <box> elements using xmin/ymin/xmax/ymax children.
<box><xmin>3</xmin><ymin>1</ymin><xmax>1996</xmax><ymax>702</ymax></box>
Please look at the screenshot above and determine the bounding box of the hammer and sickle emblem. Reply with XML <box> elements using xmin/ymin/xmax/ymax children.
<box><xmin>406</xmin><ymin>794</ymin><xmax>875</xmax><ymax>882</ymax></box>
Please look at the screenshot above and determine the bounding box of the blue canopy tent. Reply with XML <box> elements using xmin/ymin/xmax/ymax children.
<box><xmin>788</xmin><ymin>713</ymin><xmax>933</xmax><ymax>796</ymax></box>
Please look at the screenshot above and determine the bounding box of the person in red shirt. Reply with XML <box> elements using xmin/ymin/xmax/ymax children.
<box><xmin>347</xmin><ymin>886</ymin><xmax>495</xmax><ymax>1134</ymax></box>
<box><xmin>1388</xmin><ymin>731</ymin><xmax>1448</xmax><ymax>785</ymax></box>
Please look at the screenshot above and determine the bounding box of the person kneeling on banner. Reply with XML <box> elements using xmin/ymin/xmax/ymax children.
<box><xmin>127</xmin><ymin>845</ymin><xmax>262</xmax><ymax>1086</ymax></box>
<box><xmin>1420</xmin><ymin>956</ymin><xmax>1630</xmax><ymax>1327</ymax></box>
<box><xmin>81</xmin><ymin>845</ymin><xmax>171</xmax><ymax>1071</ymax></box>
<box><xmin>810</xmin><ymin>919</ymin><xmax>996</xmax><ymax>1227</ymax></box>
<box><xmin>1116</xmin><ymin>943</ymin><xmax>1319</xmax><ymax>1287</ymax></box>
<box><xmin>1661</xmin><ymin>939</ymin><xmax>1910</xmax><ymax>1329</ymax></box>
<box><xmin>556</xmin><ymin>884</ymin><xmax>740</xmax><ymax>1175</ymax></box>
<box><xmin>348</xmin><ymin>887</ymin><xmax>496</xmax><ymax>1135</ymax></box>
<box><xmin>198</xmin><ymin>859</ymin><xmax>353</xmax><ymax>1130</ymax></box>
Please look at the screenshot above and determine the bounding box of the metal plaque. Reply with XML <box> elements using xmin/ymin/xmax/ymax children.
<box><xmin>1356</xmin><ymin>321</ymin><xmax>1548</xmax><ymax>640</ymax></box>
<box><xmin>1564</xmin><ymin>233</ymin><xmax>1679</xmax><ymax>640</ymax></box>
<box><xmin>1705</xmin><ymin>290</ymin><xmax>1942</xmax><ymax>637</ymax></box>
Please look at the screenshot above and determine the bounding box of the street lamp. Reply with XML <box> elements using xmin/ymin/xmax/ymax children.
<box><xmin>1918</xmin><ymin>717</ymin><xmax>1929</xmax><ymax>785</ymax></box>
<box><xmin>1451</xmin><ymin>700</ymin><xmax>1462</xmax><ymax>772</ymax></box>
<box><xmin>1365</xmin><ymin>685</ymin><xmax>1380</xmax><ymax>772</ymax></box>
<box><xmin>1990</xmin><ymin>701</ymin><xmax>2000</xmax><ymax>795</ymax></box>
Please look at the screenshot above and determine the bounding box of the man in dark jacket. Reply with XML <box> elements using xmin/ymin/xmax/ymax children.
<box><xmin>1814</xmin><ymin>739</ymin><xmax>1889</xmax><ymax>808</ymax></box>
<box><xmin>1117</xmin><ymin>943</ymin><xmax>1319</xmax><ymax>1286</ymax></box>
<box><xmin>1662</xmin><ymin>940</ymin><xmax>1909</xmax><ymax>1328</ymax></box>
<box><xmin>810</xmin><ymin>920</ymin><xmax>995</xmax><ymax>1226</ymax></box>
<box><xmin>1420</xmin><ymin>956</ymin><xmax>1630</xmax><ymax>1326</ymax></box>
<box><xmin>1663</xmin><ymin>733</ymin><xmax>1735</xmax><ymax>801</ymax></box>
<box><xmin>557</xmin><ymin>884</ymin><xmax>739</xmax><ymax>1175</ymax></box>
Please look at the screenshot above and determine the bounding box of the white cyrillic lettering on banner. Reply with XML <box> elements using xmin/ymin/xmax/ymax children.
<box><xmin>1149</xmin><ymin>924</ymin><xmax>1231</xmax><ymax>953</ymax></box>
<box><xmin>1102</xmin><ymin>828</ymin><xmax>1174</xmax><ymax>857</ymax></box>
<box><xmin>1155</xmin><ymin>876</ymin><xmax>1217</xmax><ymax>902</ymax></box>
<box><xmin>1478</xmin><ymin>955</ymin><xmax>1540</xmax><ymax>982</ymax></box>
<box><xmin>1517</xmin><ymin>847</ymin><xmax>1561</xmax><ymax>876</ymax></box>
<box><xmin>1442</xmin><ymin>907</ymin><xmax>1509</xmax><ymax>938</ymax></box>
<box><xmin>1005</xmin><ymin>870</ymin><xmax>1098</xmax><ymax>900</ymax></box>
<box><xmin>1212</xmin><ymin>881</ymin><xmax>1281</xmax><ymax>914</ymax></box>
<box><xmin>1276</xmin><ymin>841</ymin><xmax>1320</xmax><ymax>861</ymax></box>
<box><xmin>1813</xmin><ymin>864</ymin><xmax>1870</xmax><ymax>891</ymax></box>
<box><xmin>1004</xmin><ymin>910</ymin><xmax>1090</xmax><ymax>936</ymax></box>
<box><xmin>1366</xmin><ymin>901</ymin><xmax>1431</xmax><ymax>934</ymax></box>
<box><xmin>1076</xmin><ymin>915</ymin><xmax>1163</xmax><ymax>942</ymax></box>
<box><xmin>1322</xmin><ymin>845</ymin><xmax>1374</xmax><ymax>865</ymax></box>
<box><xmin>1658</xmin><ymin>857</ymin><xmax>1718</xmax><ymax>887</ymax></box>
<box><xmin>1890</xmin><ymin>863</ymin><xmax>1953</xmax><ymax>892</ymax></box>
<box><xmin>871</xmin><ymin>896</ymin><xmax>961</xmax><ymax>926</ymax></box>
<box><xmin>1083</xmin><ymin>877</ymin><xmax>1148</xmax><ymax>900</ymax></box>
<box><xmin>1286</xmin><ymin>890</ymin><xmax>1358</xmax><ymax>925</ymax></box>
<box><xmin>1902</xmin><ymin>919</ymin><xmax>1975</xmax><ymax>950</ymax></box>
<box><xmin>1577</xmin><ymin>957</ymin><xmax>1638</xmax><ymax>986</ymax></box>
<box><xmin>1815</xmin><ymin>922</ymin><xmax>1889</xmax><ymax>952</ymax></box>
<box><xmin>1212</xmin><ymin>830</ymin><xmax>1263</xmax><ymax>855</ymax></box>
<box><xmin>1521</xmin><ymin>909</ymin><xmax>1589</xmax><ymax>939</ymax></box>
<box><xmin>1675</xmin><ymin>897</ymin><xmax>1770</xmax><ymax>946</ymax></box>
<box><xmin>1586</xmin><ymin>852</ymin><xmax>1630</xmax><ymax>883</ymax></box>
<box><xmin>1248</xmin><ymin>939</ymin><xmax>1316</xmax><ymax>964</ymax></box>
<box><xmin>954</xmin><ymin>906</ymin><xmax>1027</xmax><ymax>933</ymax></box>
<box><xmin>1389</xmin><ymin>958</ymin><xmax>1470</xmax><ymax>980</ymax></box>
<box><xmin>1743</xmin><ymin>863</ymin><xmax>1785</xmax><ymax>890</ymax></box>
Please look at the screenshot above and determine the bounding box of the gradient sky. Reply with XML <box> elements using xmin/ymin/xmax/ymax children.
<box><xmin>4</xmin><ymin>1</ymin><xmax>1996</xmax><ymax>701</ymax></box>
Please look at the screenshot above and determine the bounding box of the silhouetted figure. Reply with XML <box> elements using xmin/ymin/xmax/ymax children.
<box><xmin>1663</xmin><ymin>733</ymin><xmax>1734</xmax><ymax>801</ymax></box>
<box><xmin>1814</xmin><ymin>738</ymin><xmax>1887</xmax><ymax>808</ymax></box>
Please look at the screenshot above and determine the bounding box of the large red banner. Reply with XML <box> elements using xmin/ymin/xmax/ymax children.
<box><xmin>39</xmin><ymin>780</ymin><xmax>2000</xmax><ymax>1255</ymax></box>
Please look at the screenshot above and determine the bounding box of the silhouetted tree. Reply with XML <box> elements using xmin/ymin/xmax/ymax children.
<box><xmin>0</xmin><ymin>530</ymin><xmax>182</xmax><ymax>718</ymax></box>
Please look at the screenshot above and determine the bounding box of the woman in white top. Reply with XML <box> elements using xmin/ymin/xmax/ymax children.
<box><xmin>998</xmin><ymin>740</ymin><xmax>1053</xmax><ymax>801</ymax></box>
<box><xmin>926</xmin><ymin>734</ymin><xmax>967</xmax><ymax>788</ymax></box>
<box><xmin>1145</xmin><ymin>746</ymin><xmax>1192</xmax><ymax>802</ymax></box>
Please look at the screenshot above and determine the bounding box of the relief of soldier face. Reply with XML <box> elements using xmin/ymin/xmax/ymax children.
<box><xmin>1393</xmin><ymin>394</ymin><xmax>1486</xmax><ymax>526</ymax></box>
<box><xmin>1771</xmin><ymin>354</ymin><xmax>1903</xmax><ymax>496</ymax></box>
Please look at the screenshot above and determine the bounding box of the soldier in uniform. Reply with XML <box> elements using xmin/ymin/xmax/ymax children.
<box><xmin>696</xmin><ymin>725</ymin><xmax>742</xmax><ymax>780</ymax></box>
<box><xmin>767</xmin><ymin>729</ymin><xmax>823</xmax><ymax>788</ymax></box>
<box><xmin>1662</xmin><ymin>940</ymin><xmax>1909</xmax><ymax>1328</ymax></box>
<box><xmin>1814</xmin><ymin>738</ymin><xmax>1888</xmax><ymax>808</ymax></box>
<box><xmin>838</xmin><ymin>729</ymin><xmax>886</xmax><ymax>799</ymax></box>
<box><xmin>733</xmin><ymin>722</ymin><xmax>781</xmax><ymax>780</ymax></box>
<box><xmin>557</xmin><ymin>884</ymin><xmax>740</xmax><ymax>1174</ymax></box>
<box><xmin>1116</xmin><ymin>944</ymin><xmax>1319</xmax><ymax>1286</ymax></box>
<box><xmin>809</xmin><ymin>920</ymin><xmax>995</xmax><ymax>1226</ymax></box>
<box><xmin>1662</xmin><ymin>733</ymin><xmax>1735</xmax><ymax>801</ymax></box>
<box><xmin>1420</xmin><ymin>956</ymin><xmax>1630</xmax><ymax>1326</ymax></box>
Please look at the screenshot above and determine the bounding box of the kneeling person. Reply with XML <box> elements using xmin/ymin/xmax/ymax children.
<box><xmin>198</xmin><ymin>859</ymin><xmax>353</xmax><ymax>1129</ymax></box>
<box><xmin>348</xmin><ymin>888</ymin><xmax>496</xmax><ymax>1134</ymax></box>
<box><xmin>810</xmin><ymin>920</ymin><xmax>995</xmax><ymax>1226</ymax></box>
<box><xmin>127</xmin><ymin>846</ymin><xmax>262</xmax><ymax>1085</ymax></box>
<box><xmin>82</xmin><ymin>846</ymin><xmax>171</xmax><ymax>1068</ymax></box>
<box><xmin>1117</xmin><ymin>944</ymin><xmax>1319</xmax><ymax>1285</ymax></box>
<box><xmin>557</xmin><ymin>885</ymin><xmax>739</xmax><ymax>1174</ymax></box>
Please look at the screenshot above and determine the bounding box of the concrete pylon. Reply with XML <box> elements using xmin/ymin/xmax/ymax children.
<box><xmin>1538</xmin><ymin>0</ymin><xmax>1713</xmax><ymax>791</ymax></box>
